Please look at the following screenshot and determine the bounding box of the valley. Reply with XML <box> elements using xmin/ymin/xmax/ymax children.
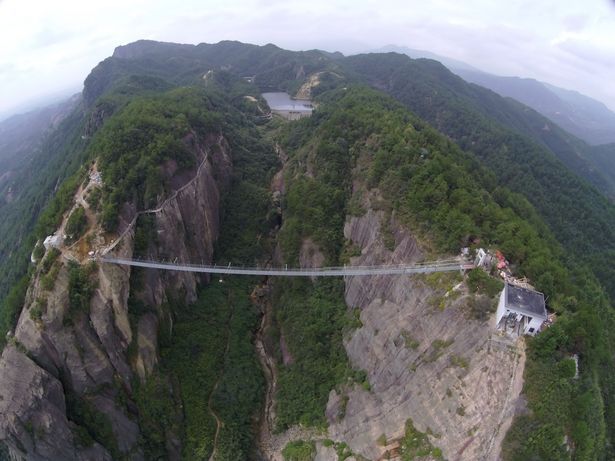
<box><xmin>0</xmin><ymin>40</ymin><xmax>614</xmax><ymax>461</ymax></box>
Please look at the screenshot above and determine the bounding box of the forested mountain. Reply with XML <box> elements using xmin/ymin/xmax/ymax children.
<box><xmin>0</xmin><ymin>41</ymin><xmax>340</xmax><ymax>310</ymax></box>
<box><xmin>591</xmin><ymin>143</ymin><xmax>615</xmax><ymax>184</ymax></box>
<box><xmin>342</xmin><ymin>53</ymin><xmax>615</xmax><ymax>298</ymax></box>
<box><xmin>371</xmin><ymin>45</ymin><xmax>615</xmax><ymax>146</ymax></box>
<box><xmin>366</xmin><ymin>44</ymin><xmax>482</xmax><ymax>72</ymax></box>
<box><xmin>455</xmin><ymin>68</ymin><xmax>615</xmax><ymax>145</ymax></box>
<box><xmin>83</xmin><ymin>39</ymin><xmax>340</xmax><ymax>106</ymax></box>
<box><xmin>1</xmin><ymin>40</ymin><xmax>615</xmax><ymax>461</ymax></box>
<box><xmin>347</xmin><ymin>54</ymin><xmax>615</xmax><ymax>199</ymax></box>
<box><xmin>0</xmin><ymin>96</ymin><xmax>79</xmax><ymax>194</ymax></box>
<box><xmin>0</xmin><ymin>100</ymin><xmax>87</xmax><ymax>314</ymax></box>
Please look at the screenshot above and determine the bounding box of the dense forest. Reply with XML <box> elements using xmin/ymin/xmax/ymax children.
<box><xmin>272</xmin><ymin>86</ymin><xmax>615</xmax><ymax>459</ymax></box>
<box><xmin>1</xmin><ymin>40</ymin><xmax>615</xmax><ymax>460</ymax></box>
<box><xmin>343</xmin><ymin>53</ymin><xmax>615</xmax><ymax>200</ymax></box>
<box><xmin>72</xmin><ymin>77</ymin><xmax>278</xmax><ymax>459</ymax></box>
<box><xmin>341</xmin><ymin>53</ymin><xmax>615</xmax><ymax>300</ymax></box>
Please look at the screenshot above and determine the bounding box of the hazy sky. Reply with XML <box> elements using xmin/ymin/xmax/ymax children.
<box><xmin>1</xmin><ymin>0</ymin><xmax>614</xmax><ymax>116</ymax></box>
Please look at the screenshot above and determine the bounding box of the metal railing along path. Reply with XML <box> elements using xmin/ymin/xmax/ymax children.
<box><xmin>101</xmin><ymin>135</ymin><xmax>224</xmax><ymax>256</ymax></box>
<box><xmin>99</xmin><ymin>256</ymin><xmax>475</xmax><ymax>277</ymax></box>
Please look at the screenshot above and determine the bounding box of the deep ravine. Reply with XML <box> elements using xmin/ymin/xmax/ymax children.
<box><xmin>252</xmin><ymin>280</ymin><xmax>278</xmax><ymax>460</ymax></box>
<box><xmin>208</xmin><ymin>290</ymin><xmax>235</xmax><ymax>461</ymax></box>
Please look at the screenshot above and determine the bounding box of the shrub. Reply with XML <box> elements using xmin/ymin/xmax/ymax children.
<box><xmin>65</xmin><ymin>206</ymin><xmax>88</xmax><ymax>243</ymax></box>
<box><xmin>41</xmin><ymin>248</ymin><xmax>60</xmax><ymax>273</ymax></box>
<box><xmin>450</xmin><ymin>355</ymin><xmax>469</xmax><ymax>369</ymax></box>
<box><xmin>467</xmin><ymin>294</ymin><xmax>495</xmax><ymax>320</ymax></box>
<box><xmin>29</xmin><ymin>300</ymin><xmax>45</xmax><ymax>323</ymax></box>
<box><xmin>0</xmin><ymin>275</ymin><xmax>30</xmax><ymax>348</ymax></box>
<box><xmin>401</xmin><ymin>330</ymin><xmax>420</xmax><ymax>349</ymax></box>
<box><xmin>85</xmin><ymin>187</ymin><xmax>102</xmax><ymax>211</ymax></box>
<box><xmin>65</xmin><ymin>392</ymin><xmax>119</xmax><ymax>458</ymax></box>
<box><xmin>40</xmin><ymin>265</ymin><xmax>60</xmax><ymax>291</ymax></box>
<box><xmin>282</xmin><ymin>440</ymin><xmax>316</xmax><ymax>461</ymax></box>
<box><xmin>32</xmin><ymin>242</ymin><xmax>45</xmax><ymax>261</ymax></box>
<box><xmin>467</xmin><ymin>268</ymin><xmax>503</xmax><ymax>298</ymax></box>
<box><xmin>64</xmin><ymin>262</ymin><xmax>97</xmax><ymax>325</ymax></box>
<box><xmin>424</xmin><ymin>339</ymin><xmax>454</xmax><ymax>363</ymax></box>
<box><xmin>399</xmin><ymin>418</ymin><xmax>443</xmax><ymax>460</ymax></box>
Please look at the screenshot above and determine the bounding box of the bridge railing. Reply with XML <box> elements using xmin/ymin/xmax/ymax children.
<box><xmin>99</xmin><ymin>255</ymin><xmax>474</xmax><ymax>276</ymax></box>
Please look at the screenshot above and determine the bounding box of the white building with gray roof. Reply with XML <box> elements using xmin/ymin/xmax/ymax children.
<box><xmin>495</xmin><ymin>282</ymin><xmax>547</xmax><ymax>336</ymax></box>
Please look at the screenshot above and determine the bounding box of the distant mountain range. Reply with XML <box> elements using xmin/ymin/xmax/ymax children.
<box><xmin>1</xmin><ymin>39</ymin><xmax>615</xmax><ymax>461</ymax></box>
<box><xmin>369</xmin><ymin>45</ymin><xmax>615</xmax><ymax>145</ymax></box>
<box><xmin>0</xmin><ymin>95</ymin><xmax>80</xmax><ymax>192</ymax></box>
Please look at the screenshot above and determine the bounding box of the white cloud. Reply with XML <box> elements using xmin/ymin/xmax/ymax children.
<box><xmin>0</xmin><ymin>0</ymin><xmax>614</xmax><ymax>114</ymax></box>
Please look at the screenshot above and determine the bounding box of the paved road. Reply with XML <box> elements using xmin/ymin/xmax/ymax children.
<box><xmin>100</xmin><ymin>257</ymin><xmax>474</xmax><ymax>277</ymax></box>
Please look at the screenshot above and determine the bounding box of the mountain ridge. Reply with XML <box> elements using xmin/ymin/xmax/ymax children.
<box><xmin>369</xmin><ymin>44</ymin><xmax>615</xmax><ymax>145</ymax></box>
<box><xmin>0</xmin><ymin>39</ymin><xmax>614</xmax><ymax>460</ymax></box>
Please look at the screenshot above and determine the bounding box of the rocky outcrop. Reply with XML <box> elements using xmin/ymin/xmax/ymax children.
<box><xmin>323</xmin><ymin>207</ymin><xmax>525</xmax><ymax>461</ymax></box>
<box><xmin>0</xmin><ymin>345</ymin><xmax>111</xmax><ymax>461</ymax></box>
<box><xmin>294</xmin><ymin>71</ymin><xmax>342</xmax><ymax>100</ymax></box>
<box><xmin>131</xmin><ymin>134</ymin><xmax>231</xmax><ymax>309</ymax></box>
<box><xmin>0</xmin><ymin>133</ymin><xmax>233</xmax><ymax>459</ymax></box>
<box><xmin>299</xmin><ymin>238</ymin><xmax>325</xmax><ymax>283</ymax></box>
<box><xmin>84</xmin><ymin>101</ymin><xmax>112</xmax><ymax>137</ymax></box>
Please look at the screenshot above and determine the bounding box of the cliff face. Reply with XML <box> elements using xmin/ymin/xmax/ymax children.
<box><xmin>0</xmin><ymin>133</ymin><xmax>232</xmax><ymax>460</ymax></box>
<box><xmin>259</xmin><ymin>181</ymin><xmax>525</xmax><ymax>461</ymax></box>
<box><xmin>322</xmin><ymin>202</ymin><xmax>525</xmax><ymax>461</ymax></box>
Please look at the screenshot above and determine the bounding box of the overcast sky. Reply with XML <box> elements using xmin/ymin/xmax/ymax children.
<box><xmin>1</xmin><ymin>0</ymin><xmax>614</xmax><ymax>117</ymax></box>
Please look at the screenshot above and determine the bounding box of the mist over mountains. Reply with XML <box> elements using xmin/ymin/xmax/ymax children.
<box><xmin>370</xmin><ymin>44</ymin><xmax>615</xmax><ymax>145</ymax></box>
<box><xmin>0</xmin><ymin>39</ymin><xmax>615</xmax><ymax>461</ymax></box>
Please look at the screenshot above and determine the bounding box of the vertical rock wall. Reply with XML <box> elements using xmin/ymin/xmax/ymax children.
<box><xmin>324</xmin><ymin>208</ymin><xmax>525</xmax><ymax>461</ymax></box>
<box><xmin>0</xmin><ymin>134</ymin><xmax>232</xmax><ymax>459</ymax></box>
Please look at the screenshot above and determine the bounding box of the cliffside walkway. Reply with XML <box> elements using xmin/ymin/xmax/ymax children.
<box><xmin>100</xmin><ymin>136</ymin><xmax>219</xmax><ymax>256</ymax></box>
<box><xmin>100</xmin><ymin>256</ymin><xmax>474</xmax><ymax>277</ymax></box>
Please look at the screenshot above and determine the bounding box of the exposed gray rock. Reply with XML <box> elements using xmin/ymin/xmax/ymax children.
<box><xmin>90</xmin><ymin>272</ymin><xmax>133</xmax><ymax>386</ymax></box>
<box><xmin>299</xmin><ymin>238</ymin><xmax>325</xmax><ymax>282</ymax></box>
<box><xmin>0</xmin><ymin>133</ymin><xmax>233</xmax><ymax>459</ymax></box>
<box><xmin>90</xmin><ymin>393</ymin><xmax>141</xmax><ymax>456</ymax></box>
<box><xmin>324</xmin><ymin>209</ymin><xmax>525</xmax><ymax>461</ymax></box>
<box><xmin>299</xmin><ymin>238</ymin><xmax>325</xmax><ymax>269</ymax></box>
<box><xmin>135</xmin><ymin>313</ymin><xmax>158</xmax><ymax>381</ymax></box>
<box><xmin>139</xmin><ymin>134</ymin><xmax>231</xmax><ymax>307</ymax></box>
<box><xmin>0</xmin><ymin>345</ymin><xmax>112</xmax><ymax>460</ymax></box>
<box><xmin>314</xmin><ymin>441</ymin><xmax>338</xmax><ymax>461</ymax></box>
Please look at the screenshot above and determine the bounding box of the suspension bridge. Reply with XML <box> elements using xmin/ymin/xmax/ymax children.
<box><xmin>93</xmin><ymin>135</ymin><xmax>476</xmax><ymax>278</ymax></box>
<box><xmin>99</xmin><ymin>256</ymin><xmax>475</xmax><ymax>277</ymax></box>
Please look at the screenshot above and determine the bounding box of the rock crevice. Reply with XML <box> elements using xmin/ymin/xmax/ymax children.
<box><xmin>0</xmin><ymin>133</ymin><xmax>232</xmax><ymax>459</ymax></box>
<box><xmin>323</xmin><ymin>207</ymin><xmax>524</xmax><ymax>461</ymax></box>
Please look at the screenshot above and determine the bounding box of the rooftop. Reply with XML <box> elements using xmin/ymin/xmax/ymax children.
<box><xmin>505</xmin><ymin>283</ymin><xmax>547</xmax><ymax>319</ymax></box>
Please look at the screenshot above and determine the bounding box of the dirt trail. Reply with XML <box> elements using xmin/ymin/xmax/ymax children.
<box><xmin>53</xmin><ymin>165</ymin><xmax>101</xmax><ymax>263</ymax></box>
<box><xmin>208</xmin><ymin>290</ymin><xmax>235</xmax><ymax>461</ymax></box>
<box><xmin>252</xmin><ymin>282</ymin><xmax>277</xmax><ymax>458</ymax></box>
